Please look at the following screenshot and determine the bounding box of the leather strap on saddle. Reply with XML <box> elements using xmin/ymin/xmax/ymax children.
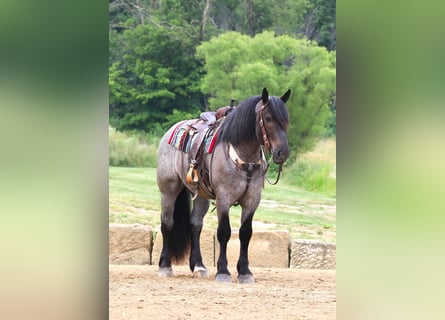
<box><xmin>181</xmin><ymin>105</ymin><xmax>236</xmax><ymax>198</ymax></box>
<box><xmin>185</xmin><ymin>126</ymin><xmax>208</xmax><ymax>185</ymax></box>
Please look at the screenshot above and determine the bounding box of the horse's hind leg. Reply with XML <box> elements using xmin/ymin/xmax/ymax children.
<box><xmin>158</xmin><ymin>188</ymin><xmax>181</xmax><ymax>277</ymax></box>
<box><xmin>189</xmin><ymin>197</ymin><xmax>210</xmax><ymax>278</ymax></box>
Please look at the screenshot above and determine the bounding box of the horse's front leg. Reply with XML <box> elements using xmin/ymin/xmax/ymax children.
<box><xmin>237</xmin><ymin>209</ymin><xmax>255</xmax><ymax>283</ymax></box>
<box><xmin>215</xmin><ymin>201</ymin><xmax>232</xmax><ymax>282</ymax></box>
<box><xmin>189</xmin><ymin>197</ymin><xmax>210</xmax><ymax>278</ymax></box>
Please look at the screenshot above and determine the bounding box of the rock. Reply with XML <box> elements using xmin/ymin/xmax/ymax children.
<box><xmin>215</xmin><ymin>230</ymin><xmax>290</xmax><ymax>268</ymax></box>
<box><xmin>151</xmin><ymin>229</ymin><xmax>215</xmax><ymax>267</ymax></box>
<box><xmin>290</xmin><ymin>239</ymin><xmax>336</xmax><ymax>269</ymax></box>
<box><xmin>109</xmin><ymin>224</ymin><xmax>153</xmax><ymax>265</ymax></box>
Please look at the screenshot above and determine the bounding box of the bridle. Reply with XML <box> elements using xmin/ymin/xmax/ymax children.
<box><xmin>257</xmin><ymin>101</ymin><xmax>283</xmax><ymax>185</ymax></box>
<box><xmin>258</xmin><ymin>102</ymin><xmax>271</xmax><ymax>152</ymax></box>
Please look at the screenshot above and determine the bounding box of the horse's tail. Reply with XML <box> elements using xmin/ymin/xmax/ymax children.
<box><xmin>169</xmin><ymin>188</ymin><xmax>192</xmax><ymax>264</ymax></box>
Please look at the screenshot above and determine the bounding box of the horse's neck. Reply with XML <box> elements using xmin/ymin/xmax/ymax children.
<box><xmin>231</xmin><ymin>141</ymin><xmax>262</xmax><ymax>163</ymax></box>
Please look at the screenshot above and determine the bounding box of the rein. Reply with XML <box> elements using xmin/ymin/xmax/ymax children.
<box><xmin>263</xmin><ymin>153</ymin><xmax>283</xmax><ymax>185</ymax></box>
<box><xmin>265</xmin><ymin>166</ymin><xmax>282</xmax><ymax>185</ymax></box>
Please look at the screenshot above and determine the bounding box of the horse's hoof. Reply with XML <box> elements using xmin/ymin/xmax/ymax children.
<box><xmin>238</xmin><ymin>274</ymin><xmax>255</xmax><ymax>284</ymax></box>
<box><xmin>193</xmin><ymin>266</ymin><xmax>209</xmax><ymax>278</ymax></box>
<box><xmin>215</xmin><ymin>274</ymin><xmax>232</xmax><ymax>283</ymax></box>
<box><xmin>158</xmin><ymin>267</ymin><xmax>173</xmax><ymax>277</ymax></box>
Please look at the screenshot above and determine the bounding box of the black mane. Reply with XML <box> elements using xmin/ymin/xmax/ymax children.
<box><xmin>217</xmin><ymin>95</ymin><xmax>289</xmax><ymax>147</ymax></box>
<box><xmin>217</xmin><ymin>95</ymin><xmax>260</xmax><ymax>146</ymax></box>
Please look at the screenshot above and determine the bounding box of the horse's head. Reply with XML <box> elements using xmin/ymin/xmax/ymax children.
<box><xmin>257</xmin><ymin>88</ymin><xmax>291</xmax><ymax>164</ymax></box>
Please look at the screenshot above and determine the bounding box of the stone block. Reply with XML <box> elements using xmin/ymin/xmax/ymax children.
<box><xmin>151</xmin><ymin>228</ymin><xmax>215</xmax><ymax>267</ymax></box>
<box><xmin>109</xmin><ymin>223</ymin><xmax>153</xmax><ymax>265</ymax></box>
<box><xmin>215</xmin><ymin>230</ymin><xmax>290</xmax><ymax>268</ymax></box>
<box><xmin>290</xmin><ymin>239</ymin><xmax>336</xmax><ymax>269</ymax></box>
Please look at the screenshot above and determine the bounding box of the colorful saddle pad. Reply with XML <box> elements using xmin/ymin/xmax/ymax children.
<box><xmin>168</xmin><ymin>120</ymin><xmax>220</xmax><ymax>154</ymax></box>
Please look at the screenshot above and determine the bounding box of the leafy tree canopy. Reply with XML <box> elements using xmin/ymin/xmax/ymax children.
<box><xmin>197</xmin><ymin>31</ymin><xmax>335</xmax><ymax>153</ymax></box>
<box><xmin>109</xmin><ymin>0</ymin><xmax>336</xmax><ymax>153</ymax></box>
<box><xmin>109</xmin><ymin>23</ymin><xmax>203</xmax><ymax>132</ymax></box>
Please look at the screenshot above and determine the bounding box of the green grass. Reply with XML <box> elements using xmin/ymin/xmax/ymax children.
<box><xmin>109</xmin><ymin>127</ymin><xmax>159</xmax><ymax>167</ymax></box>
<box><xmin>109</xmin><ymin>167</ymin><xmax>161</xmax><ymax>227</ymax></box>
<box><xmin>109</xmin><ymin>167</ymin><xmax>336</xmax><ymax>242</ymax></box>
<box><xmin>284</xmin><ymin>138</ymin><xmax>336</xmax><ymax>195</ymax></box>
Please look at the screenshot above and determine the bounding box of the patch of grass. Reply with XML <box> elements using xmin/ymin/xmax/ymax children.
<box><xmin>109</xmin><ymin>167</ymin><xmax>336</xmax><ymax>242</ymax></box>
<box><xmin>284</xmin><ymin>138</ymin><xmax>336</xmax><ymax>195</ymax></box>
<box><xmin>109</xmin><ymin>127</ymin><xmax>159</xmax><ymax>167</ymax></box>
<box><xmin>285</xmin><ymin>161</ymin><xmax>336</xmax><ymax>194</ymax></box>
<box><xmin>299</xmin><ymin>138</ymin><xmax>336</xmax><ymax>165</ymax></box>
<box><xmin>109</xmin><ymin>167</ymin><xmax>161</xmax><ymax>227</ymax></box>
<box><xmin>109</xmin><ymin>128</ymin><xmax>336</xmax><ymax>196</ymax></box>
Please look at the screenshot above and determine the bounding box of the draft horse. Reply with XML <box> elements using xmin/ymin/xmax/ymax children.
<box><xmin>156</xmin><ymin>88</ymin><xmax>290</xmax><ymax>283</ymax></box>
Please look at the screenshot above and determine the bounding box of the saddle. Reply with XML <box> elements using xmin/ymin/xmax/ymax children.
<box><xmin>167</xmin><ymin>104</ymin><xmax>235</xmax><ymax>199</ymax></box>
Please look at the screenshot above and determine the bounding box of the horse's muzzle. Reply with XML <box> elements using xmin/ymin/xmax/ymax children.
<box><xmin>272</xmin><ymin>146</ymin><xmax>290</xmax><ymax>164</ymax></box>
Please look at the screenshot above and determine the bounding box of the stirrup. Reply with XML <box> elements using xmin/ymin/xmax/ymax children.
<box><xmin>186</xmin><ymin>160</ymin><xmax>199</xmax><ymax>184</ymax></box>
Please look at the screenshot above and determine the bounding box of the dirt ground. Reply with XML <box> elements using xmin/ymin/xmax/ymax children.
<box><xmin>109</xmin><ymin>265</ymin><xmax>336</xmax><ymax>320</ymax></box>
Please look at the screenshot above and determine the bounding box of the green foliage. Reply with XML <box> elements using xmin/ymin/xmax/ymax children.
<box><xmin>285</xmin><ymin>160</ymin><xmax>335</xmax><ymax>194</ymax></box>
<box><xmin>164</xmin><ymin>109</ymin><xmax>201</xmax><ymax>129</ymax></box>
<box><xmin>283</xmin><ymin>138</ymin><xmax>336</xmax><ymax>194</ymax></box>
<box><xmin>108</xmin><ymin>1</ymin><xmax>335</xmax><ymax>148</ymax></box>
<box><xmin>109</xmin><ymin>0</ymin><xmax>335</xmax><ymax>51</ymax></box>
<box><xmin>208</xmin><ymin>0</ymin><xmax>335</xmax><ymax>50</ymax></box>
<box><xmin>109</xmin><ymin>23</ymin><xmax>203</xmax><ymax>132</ymax></box>
<box><xmin>109</xmin><ymin>127</ymin><xmax>158</xmax><ymax>167</ymax></box>
<box><xmin>326</xmin><ymin>98</ymin><xmax>336</xmax><ymax>136</ymax></box>
<box><xmin>300</xmin><ymin>0</ymin><xmax>336</xmax><ymax>50</ymax></box>
<box><xmin>197</xmin><ymin>31</ymin><xmax>336</xmax><ymax>153</ymax></box>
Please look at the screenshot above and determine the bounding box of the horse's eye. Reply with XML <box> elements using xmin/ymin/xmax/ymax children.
<box><xmin>265</xmin><ymin>116</ymin><xmax>273</xmax><ymax>123</ymax></box>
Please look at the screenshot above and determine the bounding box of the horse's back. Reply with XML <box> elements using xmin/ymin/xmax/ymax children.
<box><xmin>157</xmin><ymin>123</ymin><xmax>184</xmax><ymax>190</ymax></box>
<box><xmin>157</xmin><ymin>124</ymin><xmax>176</xmax><ymax>165</ymax></box>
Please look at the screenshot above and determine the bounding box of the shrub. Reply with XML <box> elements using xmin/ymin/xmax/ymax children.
<box><xmin>285</xmin><ymin>160</ymin><xmax>336</xmax><ymax>194</ymax></box>
<box><xmin>109</xmin><ymin>127</ymin><xmax>158</xmax><ymax>167</ymax></box>
<box><xmin>283</xmin><ymin>138</ymin><xmax>336</xmax><ymax>194</ymax></box>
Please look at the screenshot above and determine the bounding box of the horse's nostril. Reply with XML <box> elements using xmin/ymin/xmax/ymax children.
<box><xmin>274</xmin><ymin>147</ymin><xmax>289</xmax><ymax>164</ymax></box>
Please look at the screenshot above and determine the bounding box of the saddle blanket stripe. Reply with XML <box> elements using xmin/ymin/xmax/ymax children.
<box><xmin>167</xmin><ymin>121</ymin><xmax>186</xmax><ymax>145</ymax></box>
<box><xmin>168</xmin><ymin>120</ymin><xmax>220</xmax><ymax>154</ymax></box>
<box><xmin>204</xmin><ymin>127</ymin><xmax>219</xmax><ymax>153</ymax></box>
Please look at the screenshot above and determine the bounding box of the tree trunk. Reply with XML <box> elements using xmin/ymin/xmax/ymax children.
<box><xmin>136</xmin><ymin>0</ymin><xmax>145</xmax><ymax>25</ymax></box>
<box><xmin>248</xmin><ymin>0</ymin><xmax>254</xmax><ymax>37</ymax></box>
<box><xmin>200</xmin><ymin>0</ymin><xmax>212</xmax><ymax>42</ymax></box>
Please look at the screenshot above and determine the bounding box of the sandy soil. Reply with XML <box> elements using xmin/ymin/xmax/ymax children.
<box><xmin>109</xmin><ymin>265</ymin><xmax>336</xmax><ymax>320</ymax></box>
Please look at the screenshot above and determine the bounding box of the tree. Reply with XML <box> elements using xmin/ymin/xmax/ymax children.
<box><xmin>197</xmin><ymin>31</ymin><xmax>336</xmax><ymax>154</ymax></box>
<box><xmin>200</xmin><ymin>0</ymin><xmax>212</xmax><ymax>41</ymax></box>
<box><xmin>300</xmin><ymin>0</ymin><xmax>336</xmax><ymax>50</ymax></box>
<box><xmin>108</xmin><ymin>0</ymin><xmax>336</xmax><ymax>135</ymax></box>
<box><xmin>109</xmin><ymin>23</ymin><xmax>203</xmax><ymax>131</ymax></box>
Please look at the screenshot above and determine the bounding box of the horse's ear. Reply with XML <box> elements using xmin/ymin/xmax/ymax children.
<box><xmin>262</xmin><ymin>88</ymin><xmax>269</xmax><ymax>104</ymax></box>
<box><xmin>281</xmin><ymin>89</ymin><xmax>291</xmax><ymax>103</ymax></box>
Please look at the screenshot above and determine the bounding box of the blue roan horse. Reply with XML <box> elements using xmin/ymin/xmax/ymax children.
<box><xmin>156</xmin><ymin>88</ymin><xmax>290</xmax><ymax>283</ymax></box>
